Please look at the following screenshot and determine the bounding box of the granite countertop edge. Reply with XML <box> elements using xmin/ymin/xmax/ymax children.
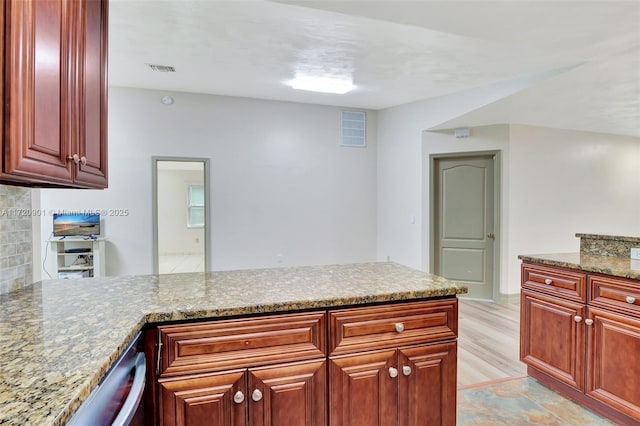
<box><xmin>518</xmin><ymin>253</ymin><xmax>640</xmax><ymax>280</ymax></box>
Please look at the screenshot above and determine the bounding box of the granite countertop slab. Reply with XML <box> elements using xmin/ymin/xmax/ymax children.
<box><xmin>0</xmin><ymin>262</ymin><xmax>467</xmax><ymax>426</ymax></box>
<box><xmin>518</xmin><ymin>253</ymin><xmax>640</xmax><ymax>280</ymax></box>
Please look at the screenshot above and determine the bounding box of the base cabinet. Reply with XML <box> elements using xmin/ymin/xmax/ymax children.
<box><xmin>586</xmin><ymin>307</ymin><xmax>640</xmax><ymax>420</ymax></box>
<box><xmin>147</xmin><ymin>298</ymin><xmax>459</xmax><ymax>426</ymax></box>
<box><xmin>159</xmin><ymin>359</ymin><xmax>326</xmax><ymax>426</ymax></box>
<box><xmin>520</xmin><ymin>289</ymin><xmax>585</xmax><ymax>390</ymax></box>
<box><xmin>520</xmin><ymin>262</ymin><xmax>640</xmax><ymax>425</ymax></box>
<box><xmin>329</xmin><ymin>342</ymin><xmax>456</xmax><ymax>426</ymax></box>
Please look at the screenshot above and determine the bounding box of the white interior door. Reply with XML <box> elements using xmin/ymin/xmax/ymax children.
<box><xmin>433</xmin><ymin>154</ymin><xmax>496</xmax><ymax>300</ymax></box>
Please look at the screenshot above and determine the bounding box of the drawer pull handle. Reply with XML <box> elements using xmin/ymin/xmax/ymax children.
<box><xmin>389</xmin><ymin>367</ymin><xmax>398</xmax><ymax>378</ymax></box>
<box><xmin>252</xmin><ymin>389</ymin><xmax>263</xmax><ymax>402</ymax></box>
<box><xmin>395</xmin><ymin>323</ymin><xmax>405</xmax><ymax>333</ymax></box>
<box><xmin>544</xmin><ymin>278</ymin><xmax>553</xmax><ymax>285</ymax></box>
<box><xmin>585</xmin><ymin>319</ymin><xmax>594</xmax><ymax>326</ymax></box>
<box><xmin>402</xmin><ymin>366</ymin><xmax>412</xmax><ymax>376</ymax></box>
<box><xmin>626</xmin><ymin>296</ymin><xmax>636</xmax><ymax>304</ymax></box>
<box><xmin>574</xmin><ymin>316</ymin><xmax>582</xmax><ymax>323</ymax></box>
<box><xmin>234</xmin><ymin>391</ymin><xmax>245</xmax><ymax>404</ymax></box>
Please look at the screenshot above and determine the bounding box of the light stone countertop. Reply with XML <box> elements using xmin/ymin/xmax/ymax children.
<box><xmin>0</xmin><ymin>262</ymin><xmax>467</xmax><ymax>425</ymax></box>
<box><xmin>519</xmin><ymin>252</ymin><xmax>640</xmax><ymax>280</ymax></box>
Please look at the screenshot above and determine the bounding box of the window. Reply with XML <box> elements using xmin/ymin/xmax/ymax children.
<box><xmin>187</xmin><ymin>185</ymin><xmax>205</xmax><ymax>228</ymax></box>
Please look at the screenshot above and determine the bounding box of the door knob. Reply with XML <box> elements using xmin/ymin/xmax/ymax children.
<box><xmin>487</xmin><ymin>233</ymin><xmax>495</xmax><ymax>239</ymax></box>
<box><xmin>233</xmin><ymin>391</ymin><xmax>245</xmax><ymax>404</ymax></box>
<box><xmin>402</xmin><ymin>366</ymin><xmax>412</xmax><ymax>376</ymax></box>
<box><xmin>389</xmin><ymin>367</ymin><xmax>398</xmax><ymax>378</ymax></box>
<box><xmin>252</xmin><ymin>389</ymin><xmax>263</xmax><ymax>402</ymax></box>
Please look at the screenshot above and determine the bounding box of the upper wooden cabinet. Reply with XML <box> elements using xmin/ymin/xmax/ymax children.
<box><xmin>1</xmin><ymin>0</ymin><xmax>108</xmax><ymax>188</ymax></box>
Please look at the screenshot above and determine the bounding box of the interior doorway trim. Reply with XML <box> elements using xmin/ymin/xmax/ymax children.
<box><xmin>152</xmin><ymin>156</ymin><xmax>211</xmax><ymax>274</ymax></box>
<box><xmin>428</xmin><ymin>150</ymin><xmax>502</xmax><ymax>300</ymax></box>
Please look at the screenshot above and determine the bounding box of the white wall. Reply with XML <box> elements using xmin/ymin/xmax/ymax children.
<box><xmin>507</xmin><ymin>125</ymin><xmax>640</xmax><ymax>292</ymax></box>
<box><xmin>38</xmin><ymin>88</ymin><xmax>378</xmax><ymax>276</ymax></box>
<box><xmin>377</xmin><ymin>98</ymin><xmax>640</xmax><ymax>295</ymax></box>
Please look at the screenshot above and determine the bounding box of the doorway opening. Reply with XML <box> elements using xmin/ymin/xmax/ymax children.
<box><xmin>430</xmin><ymin>151</ymin><xmax>501</xmax><ymax>300</ymax></box>
<box><xmin>152</xmin><ymin>157</ymin><xmax>210</xmax><ymax>274</ymax></box>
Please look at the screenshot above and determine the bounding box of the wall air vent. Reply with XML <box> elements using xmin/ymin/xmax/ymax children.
<box><xmin>340</xmin><ymin>110</ymin><xmax>366</xmax><ymax>147</ymax></box>
<box><xmin>147</xmin><ymin>64</ymin><xmax>176</xmax><ymax>73</ymax></box>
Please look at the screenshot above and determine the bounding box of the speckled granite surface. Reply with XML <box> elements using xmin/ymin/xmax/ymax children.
<box><xmin>518</xmin><ymin>252</ymin><xmax>640</xmax><ymax>280</ymax></box>
<box><xmin>0</xmin><ymin>262</ymin><xmax>466</xmax><ymax>426</ymax></box>
<box><xmin>577</xmin><ymin>233</ymin><xmax>640</xmax><ymax>258</ymax></box>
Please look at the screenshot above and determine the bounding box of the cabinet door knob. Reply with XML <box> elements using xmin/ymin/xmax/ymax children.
<box><xmin>389</xmin><ymin>367</ymin><xmax>398</xmax><ymax>378</ymax></box>
<box><xmin>251</xmin><ymin>389</ymin><xmax>263</xmax><ymax>402</ymax></box>
<box><xmin>402</xmin><ymin>366</ymin><xmax>412</xmax><ymax>376</ymax></box>
<box><xmin>574</xmin><ymin>315</ymin><xmax>582</xmax><ymax>323</ymax></box>
<box><xmin>80</xmin><ymin>156</ymin><xmax>87</xmax><ymax>166</ymax></box>
<box><xmin>585</xmin><ymin>319</ymin><xmax>594</xmax><ymax>326</ymax></box>
<box><xmin>67</xmin><ymin>154</ymin><xmax>80</xmax><ymax>164</ymax></box>
<box><xmin>395</xmin><ymin>323</ymin><xmax>405</xmax><ymax>333</ymax></box>
<box><xmin>233</xmin><ymin>391</ymin><xmax>245</xmax><ymax>404</ymax></box>
<box><xmin>626</xmin><ymin>296</ymin><xmax>636</xmax><ymax>304</ymax></box>
<box><xmin>544</xmin><ymin>278</ymin><xmax>553</xmax><ymax>285</ymax></box>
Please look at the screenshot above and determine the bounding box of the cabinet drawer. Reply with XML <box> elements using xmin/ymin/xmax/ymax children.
<box><xmin>328</xmin><ymin>299</ymin><xmax>457</xmax><ymax>356</ymax></box>
<box><xmin>522</xmin><ymin>263</ymin><xmax>587</xmax><ymax>302</ymax></box>
<box><xmin>589</xmin><ymin>275</ymin><xmax>640</xmax><ymax>318</ymax></box>
<box><xmin>158</xmin><ymin>311</ymin><xmax>326</xmax><ymax>377</ymax></box>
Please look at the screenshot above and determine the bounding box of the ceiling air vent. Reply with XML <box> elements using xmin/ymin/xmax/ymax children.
<box><xmin>340</xmin><ymin>110</ymin><xmax>366</xmax><ymax>147</ymax></box>
<box><xmin>147</xmin><ymin>63</ymin><xmax>176</xmax><ymax>73</ymax></box>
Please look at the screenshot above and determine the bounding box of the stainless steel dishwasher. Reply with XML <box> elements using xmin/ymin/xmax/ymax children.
<box><xmin>68</xmin><ymin>332</ymin><xmax>146</xmax><ymax>426</ymax></box>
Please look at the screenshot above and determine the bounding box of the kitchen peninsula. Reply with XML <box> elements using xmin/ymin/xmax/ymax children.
<box><xmin>0</xmin><ymin>262</ymin><xmax>467</xmax><ymax>425</ymax></box>
<box><xmin>519</xmin><ymin>234</ymin><xmax>640</xmax><ymax>425</ymax></box>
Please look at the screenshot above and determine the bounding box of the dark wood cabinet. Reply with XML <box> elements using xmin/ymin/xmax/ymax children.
<box><xmin>159</xmin><ymin>359</ymin><xmax>326</xmax><ymax>426</ymax></box>
<box><xmin>520</xmin><ymin>288</ymin><xmax>585</xmax><ymax>390</ymax></box>
<box><xmin>521</xmin><ymin>262</ymin><xmax>640</xmax><ymax>425</ymax></box>
<box><xmin>148</xmin><ymin>299</ymin><xmax>458</xmax><ymax>426</ymax></box>
<box><xmin>1</xmin><ymin>0</ymin><xmax>108</xmax><ymax>188</ymax></box>
<box><xmin>328</xmin><ymin>299</ymin><xmax>458</xmax><ymax>426</ymax></box>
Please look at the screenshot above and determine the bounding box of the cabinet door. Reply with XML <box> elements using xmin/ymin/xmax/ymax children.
<box><xmin>520</xmin><ymin>289</ymin><xmax>586</xmax><ymax>390</ymax></box>
<box><xmin>398</xmin><ymin>342</ymin><xmax>457</xmax><ymax>426</ymax></box>
<box><xmin>586</xmin><ymin>307</ymin><xmax>640</xmax><ymax>421</ymax></box>
<box><xmin>72</xmin><ymin>0</ymin><xmax>108</xmax><ymax>188</ymax></box>
<box><xmin>3</xmin><ymin>0</ymin><xmax>74</xmax><ymax>184</ymax></box>
<box><xmin>248</xmin><ymin>359</ymin><xmax>326</xmax><ymax>426</ymax></box>
<box><xmin>159</xmin><ymin>370</ymin><xmax>247</xmax><ymax>426</ymax></box>
<box><xmin>329</xmin><ymin>350</ymin><xmax>397</xmax><ymax>426</ymax></box>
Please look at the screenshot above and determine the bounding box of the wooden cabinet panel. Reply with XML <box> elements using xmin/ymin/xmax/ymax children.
<box><xmin>1</xmin><ymin>0</ymin><xmax>108</xmax><ymax>188</ymax></box>
<box><xmin>587</xmin><ymin>307</ymin><xmax>640</xmax><ymax>421</ymax></box>
<box><xmin>589</xmin><ymin>275</ymin><xmax>640</xmax><ymax>318</ymax></box>
<box><xmin>3</xmin><ymin>0</ymin><xmax>73</xmax><ymax>184</ymax></box>
<box><xmin>73</xmin><ymin>0</ymin><xmax>108</xmax><ymax>188</ymax></box>
<box><xmin>398</xmin><ymin>342</ymin><xmax>457</xmax><ymax>426</ymax></box>
<box><xmin>522</xmin><ymin>263</ymin><xmax>587</xmax><ymax>303</ymax></box>
<box><xmin>158</xmin><ymin>312</ymin><xmax>326</xmax><ymax>377</ymax></box>
<box><xmin>248</xmin><ymin>359</ymin><xmax>326</xmax><ymax>426</ymax></box>
<box><xmin>159</xmin><ymin>370</ymin><xmax>247</xmax><ymax>426</ymax></box>
<box><xmin>329</xmin><ymin>349</ymin><xmax>397</xmax><ymax>426</ymax></box>
<box><xmin>329</xmin><ymin>299</ymin><xmax>457</xmax><ymax>356</ymax></box>
<box><xmin>520</xmin><ymin>289</ymin><xmax>585</xmax><ymax>390</ymax></box>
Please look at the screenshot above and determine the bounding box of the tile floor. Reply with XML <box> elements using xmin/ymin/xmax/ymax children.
<box><xmin>457</xmin><ymin>376</ymin><xmax>616</xmax><ymax>425</ymax></box>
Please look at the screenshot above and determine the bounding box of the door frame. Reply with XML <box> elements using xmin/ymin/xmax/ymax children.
<box><xmin>428</xmin><ymin>150</ymin><xmax>502</xmax><ymax>300</ymax></box>
<box><xmin>152</xmin><ymin>156</ymin><xmax>211</xmax><ymax>274</ymax></box>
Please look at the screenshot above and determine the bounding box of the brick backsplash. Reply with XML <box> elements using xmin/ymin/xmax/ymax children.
<box><xmin>0</xmin><ymin>185</ymin><xmax>33</xmax><ymax>294</ymax></box>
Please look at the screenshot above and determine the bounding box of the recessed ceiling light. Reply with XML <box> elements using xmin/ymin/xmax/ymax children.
<box><xmin>288</xmin><ymin>76</ymin><xmax>354</xmax><ymax>94</ymax></box>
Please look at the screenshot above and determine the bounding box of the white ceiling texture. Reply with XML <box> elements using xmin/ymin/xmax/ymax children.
<box><xmin>109</xmin><ymin>0</ymin><xmax>640</xmax><ymax>137</ymax></box>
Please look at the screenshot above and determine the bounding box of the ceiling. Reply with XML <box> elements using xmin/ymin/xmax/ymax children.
<box><xmin>108</xmin><ymin>0</ymin><xmax>640</xmax><ymax>137</ymax></box>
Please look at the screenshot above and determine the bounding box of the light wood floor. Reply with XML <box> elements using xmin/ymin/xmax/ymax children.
<box><xmin>457</xmin><ymin>297</ymin><xmax>527</xmax><ymax>389</ymax></box>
